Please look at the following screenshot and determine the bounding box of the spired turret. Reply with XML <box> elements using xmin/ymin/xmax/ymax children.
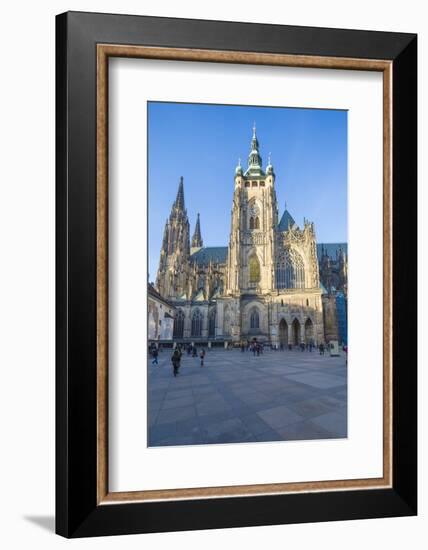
<box><xmin>174</xmin><ymin>176</ymin><xmax>185</xmax><ymax>210</ymax></box>
<box><xmin>244</xmin><ymin>124</ymin><xmax>265</xmax><ymax>178</ymax></box>
<box><xmin>266</xmin><ymin>152</ymin><xmax>274</xmax><ymax>176</ymax></box>
<box><xmin>235</xmin><ymin>157</ymin><xmax>243</xmax><ymax>176</ymax></box>
<box><xmin>191</xmin><ymin>213</ymin><xmax>203</xmax><ymax>254</ymax></box>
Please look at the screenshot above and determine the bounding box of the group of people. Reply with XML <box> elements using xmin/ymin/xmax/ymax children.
<box><xmin>171</xmin><ymin>345</ymin><xmax>206</xmax><ymax>376</ymax></box>
<box><xmin>239</xmin><ymin>340</ymin><xmax>319</xmax><ymax>354</ymax></box>
<box><xmin>150</xmin><ymin>343</ymin><xmax>206</xmax><ymax>377</ymax></box>
<box><xmin>150</xmin><ymin>338</ymin><xmax>347</xmax><ymax>377</ymax></box>
<box><xmin>239</xmin><ymin>341</ymin><xmax>265</xmax><ymax>356</ymax></box>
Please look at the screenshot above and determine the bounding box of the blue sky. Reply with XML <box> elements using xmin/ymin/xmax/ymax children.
<box><xmin>148</xmin><ymin>102</ymin><xmax>347</xmax><ymax>280</ymax></box>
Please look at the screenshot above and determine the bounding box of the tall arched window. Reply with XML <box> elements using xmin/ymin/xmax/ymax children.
<box><xmin>249</xmin><ymin>217</ymin><xmax>255</xmax><ymax>230</ymax></box>
<box><xmin>208</xmin><ymin>309</ymin><xmax>216</xmax><ymax>337</ymax></box>
<box><xmin>250</xmin><ymin>308</ymin><xmax>259</xmax><ymax>329</ymax></box>
<box><xmin>254</xmin><ymin>216</ymin><xmax>260</xmax><ymax>229</ymax></box>
<box><xmin>276</xmin><ymin>249</ymin><xmax>305</xmax><ymax>289</ymax></box>
<box><xmin>249</xmin><ymin>254</ymin><xmax>261</xmax><ymax>283</ymax></box>
<box><xmin>191</xmin><ymin>309</ymin><xmax>203</xmax><ymax>337</ymax></box>
<box><xmin>173</xmin><ymin>309</ymin><xmax>185</xmax><ymax>338</ymax></box>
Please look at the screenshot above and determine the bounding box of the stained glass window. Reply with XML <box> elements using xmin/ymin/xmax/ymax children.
<box><xmin>249</xmin><ymin>254</ymin><xmax>261</xmax><ymax>283</ymax></box>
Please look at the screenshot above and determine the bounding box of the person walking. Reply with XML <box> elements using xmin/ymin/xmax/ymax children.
<box><xmin>151</xmin><ymin>347</ymin><xmax>159</xmax><ymax>365</ymax></box>
<box><xmin>200</xmin><ymin>348</ymin><xmax>205</xmax><ymax>367</ymax></box>
<box><xmin>319</xmin><ymin>342</ymin><xmax>325</xmax><ymax>356</ymax></box>
<box><xmin>171</xmin><ymin>348</ymin><xmax>181</xmax><ymax>377</ymax></box>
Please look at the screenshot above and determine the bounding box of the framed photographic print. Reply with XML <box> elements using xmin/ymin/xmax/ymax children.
<box><xmin>56</xmin><ymin>11</ymin><xmax>417</xmax><ymax>537</ymax></box>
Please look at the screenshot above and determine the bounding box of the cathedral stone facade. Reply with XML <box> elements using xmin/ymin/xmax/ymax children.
<box><xmin>155</xmin><ymin>127</ymin><xmax>346</xmax><ymax>346</ymax></box>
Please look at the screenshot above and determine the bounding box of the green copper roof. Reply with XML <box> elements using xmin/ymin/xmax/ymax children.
<box><xmin>190</xmin><ymin>247</ymin><xmax>228</xmax><ymax>265</ymax></box>
<box><xmin>278</xmin><ymin>209</ymin><xmax>297</xmax><ymax>231</ymax></box>
<box><xmin>244</xmin><ymin>124</ymin><xmax>265</xmax><ymax>177</ymax></box>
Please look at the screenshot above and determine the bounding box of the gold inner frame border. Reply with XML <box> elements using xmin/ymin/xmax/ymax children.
<box><xmin>96</xmin><ymin>44</ymin><xmax>392</xmax><ymax>504</ymax></box>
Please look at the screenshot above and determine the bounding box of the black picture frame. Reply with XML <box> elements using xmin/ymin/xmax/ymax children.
<box><xmin>56</xmin><ymin>11</ymin><xmax>417</xmax><ymax>538</ymax></box>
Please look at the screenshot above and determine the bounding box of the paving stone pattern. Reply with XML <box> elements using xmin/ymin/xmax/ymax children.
<box><xmin>148</xmin><ymin>348</ymin><xmax>347</xmax><ymax>446</ymax></box>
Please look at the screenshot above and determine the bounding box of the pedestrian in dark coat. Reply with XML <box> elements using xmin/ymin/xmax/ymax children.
<box><xmin>171</xmin><ymin>349</ymin><xmax>181</xmax><ymax>377</ymax></box>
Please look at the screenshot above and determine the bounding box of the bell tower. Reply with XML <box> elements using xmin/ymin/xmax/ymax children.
<box><xmin>226</xmin><ymin>125</ymin><xmax>278</xmax><ymax>295</ymax></box>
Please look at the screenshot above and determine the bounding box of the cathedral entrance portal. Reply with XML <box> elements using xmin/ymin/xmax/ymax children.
<box><xmin>279</xmin><ymin>319</ymin><xmax>288</xmax><ymax>346</ymax></box>
<box><xmin>292</xmin><ymin>318</ymin><xmax>301</xmax><ymax>345</ymax></box>
<box><xmin>304</xmin><ymin>318</ymin><xmax>314</xmax><ymax>344</ymax></box>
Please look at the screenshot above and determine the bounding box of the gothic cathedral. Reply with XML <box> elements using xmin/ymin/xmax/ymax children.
<box><xmin>156</xmin><ymin>126</ymin><xmax>344</xmax><ymax>346</ymax></box>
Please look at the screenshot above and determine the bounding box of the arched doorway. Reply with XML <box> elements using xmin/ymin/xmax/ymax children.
<box><xmin>304</xmin><ymin>318</ymin><xmax>314</xmax><ymax>344</ymax></box>
<box><xmin>292</xmin><ymin>318</ymin><xmax>301</xmax><ymax>345</ymax></box>
<box><xmin>279</xmin><ymin>319</ymin><xmax>288</xmax><ymax>346</ymax></box>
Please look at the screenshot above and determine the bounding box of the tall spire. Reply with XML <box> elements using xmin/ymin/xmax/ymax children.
<box><xmin>191</xmin><ymin>213</ymin><xmax>203</xmax><ymax>249</ymax></box>
<box><xmin>245</xmin><ymin>124</ymin><xmax>264</xmax><ymax>176</ymax></box>
<box><xmin>156</xmin><ymin>177</ymin><xmax>190</xmax><ymax>297</ymax></box>
<box><xmin>174</xmin><ymin>176</ymin><xmax>185</xmax><ymax>210</ymax></box>
<box><xmin>161</xmin><ymin>219</ymin><xmax>169</xmax><ymax>250</ymax></box>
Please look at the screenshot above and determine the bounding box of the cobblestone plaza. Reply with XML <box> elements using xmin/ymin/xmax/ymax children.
<box><xmin>148</xmin><ymin>348</ymin><xmax>347</xmax><ymax>446</ymax></box>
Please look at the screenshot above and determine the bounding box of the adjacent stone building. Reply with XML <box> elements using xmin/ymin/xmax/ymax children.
<box><xmin>155</xmin><ymin>126</ymin><xmax>347</xmax><ymax>346</ymax></box>
<box><xmin>318</xmin><ymin>243</ymin><xmax>348</xmax><ymax>345</ymax></box>
<box><xmin>148</xmin><ymin>283</ymin><xmax>175</xmax><ymax>342</ymax></box>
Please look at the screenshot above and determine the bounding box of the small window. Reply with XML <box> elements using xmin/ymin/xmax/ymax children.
<box><xmin>245</xmin><ymin>181</ymin><xmax>250</xmax><ymax>188</ymax></box>
<box><xmin>281</xmin><ymin>299</ymin><xmax>284</xmax><ymax>306</ymax></box>
<box><xmin>250</xmin><ymin>309</ymin><xmax>260</xmax><ymax>329</ymax></box>
<box><xmin>255</xmin><ymin>217</ymin><xmax>260</xmax><ymax>229</ymax></box>
<box><xmin>306</xmin><ymin>299</ymin><xmax>309</xmax><ymax>306</ymax></box>
<box><xmin>252</xmin><ymin>181</ymin><xmax>257</xmax><ymax>187</ymax></box>
<box><xmin>260</xmin><ymin>181</ymin><xmax>265</xmax><ymax>187</ymax></box>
